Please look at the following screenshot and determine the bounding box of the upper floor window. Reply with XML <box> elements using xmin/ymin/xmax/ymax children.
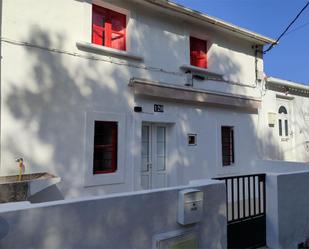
<box><xmin>190</xmin><ymin>36</ymin><xmax>207</xmax><ymax>68</ymax></box>
<box><xmin>92</xmin><ymin>5</ymin><xmax>126</xmax><ymax>51</ymax></box>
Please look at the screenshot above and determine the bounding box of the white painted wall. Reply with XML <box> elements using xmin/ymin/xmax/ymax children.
<box><xmin>266</xmin><ymin>171</ymin><xmax>309</xmax><ymax>249</ymax></box>
<box><xmin>0</xmin><ymin>181</ymin><xmax>227</xmax><ymax>249</ymax></box>
<box><xmin>0</xmin><ymin>0</ymin><xmax>308</xmax><ymax>200</ymax></box>
<box><xmin>0</xmin><ymin>0</ymin><xmax>268</xmax><ymax>198</ymax></box>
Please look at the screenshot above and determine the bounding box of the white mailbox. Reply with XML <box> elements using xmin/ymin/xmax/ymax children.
<box><xmin>178</xmin><ymin>189</ymin><xmax>204</xmax><ymax>225</ymax></box>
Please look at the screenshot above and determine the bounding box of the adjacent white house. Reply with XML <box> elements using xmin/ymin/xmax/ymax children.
<box><xmin>0</xmin><ymin>0</ymin><xmax>308</xmax><ymax>201</ymax></box>
<box><xmin>262</xmin><ymin>77</ymin><xmax>309</xmax><ymax>162</ymax></box>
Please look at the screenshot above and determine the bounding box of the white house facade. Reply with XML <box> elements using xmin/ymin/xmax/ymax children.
<box><xmin>0</xmin><ymin>0</ymin><xmax>308</xmax><ymax>202</ymax></box>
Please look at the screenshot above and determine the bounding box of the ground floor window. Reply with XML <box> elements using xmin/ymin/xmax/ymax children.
<box><xmin>93</xmin><ymin>121</ymin><xmax>118</xmax><ymax>174</ymax></box>
<box><xmin>221</xmin><ymin>126</ymin><xmax>234</xmax><ymax>166</ymax></box>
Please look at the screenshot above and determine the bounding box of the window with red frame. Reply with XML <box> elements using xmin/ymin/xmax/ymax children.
<box><xmin>221</xmin><ymin>126</ymin><xmax>235</xmax><ymax>166</ymax></box>
<box><xmin>190</xmin><ymin>36</ymin><xmax>207</xmax><ymax>68</ymax></box>
<box><xmin>92</xmin><ymin>5</ymin><xmax>126</xmax><ymax>51</ymax></box>
<box><xmin>93</xmin><ymin>121</ymin><xmax>118</xmax><ymax>174</ymax></box>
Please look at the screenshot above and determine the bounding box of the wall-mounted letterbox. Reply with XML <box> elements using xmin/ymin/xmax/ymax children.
<box><xmin>268</xmin><ymin>112</ymin><xmax>277</xmax><ymax>127</ymax></box>
<box><xmin>178</xmin><ymin>189</ymin><xmax>204</xmax><ymax>225</ymax></box>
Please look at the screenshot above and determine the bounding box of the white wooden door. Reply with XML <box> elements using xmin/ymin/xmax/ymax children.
<box><xmin>141</xmin><ymin>124</ymin><xmax>167</xmax><ymax>189</ymax></box>
<box><xmin>277</xmin><ymin>99</ymin><xmax>294</xmax><ymax>160</ymax></box>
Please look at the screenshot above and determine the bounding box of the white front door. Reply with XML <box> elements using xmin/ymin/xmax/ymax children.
<box><xmin>141</xmin><ymin>124</ymin><xmax>167</xmax><ymax>189</ymax></box>
<box><xmin>277</xmin><ymin>99</ymin><xmax>294</xmax><ymax>160</ymax></box>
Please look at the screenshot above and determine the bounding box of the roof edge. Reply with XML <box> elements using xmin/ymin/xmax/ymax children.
<box><xmin>266</xmin><ymin>77</ymin><xmax>309</xmax><ymax>91</ymax></box>
<box><xmin>143</xmin><ymin>0</ymin><xmax>277</xmax><ymax>45</ymax></box>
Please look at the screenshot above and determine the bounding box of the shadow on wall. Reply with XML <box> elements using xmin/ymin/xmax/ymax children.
<box><xmin>0</xmin><ymin>183</ymin><xmax>227</xmax><ymax>249</ymax></box>
<box><xmin>296</xmin><ymin>103</ymin><xmax>309</xmax><ymax>161</ymax></box>
<box><xmin>3</xmin><ymin>26</ymin><xmax>137</xmax><ymax>197</ymax></box>
<box><xmin>3</xmin><ymin>22</ymin><xmax>283</xmax><ymax>197</ymax></box>
<box><xmin>256</xmin><ymin>128</ymin><xmax>283</xmax><ymax>162</ymax></box>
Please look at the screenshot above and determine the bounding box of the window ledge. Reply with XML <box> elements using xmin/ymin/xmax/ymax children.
<box><xmin>180</xmin><ymin>64</ymin><xmax>224</xmax><ymax>80</ymax></box>
<box><xmin>76</xmin><ymin>41</ymin><xmax>144</xmax><ymax>61</ymax></box>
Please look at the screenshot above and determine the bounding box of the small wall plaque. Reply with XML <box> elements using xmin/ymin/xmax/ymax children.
<box><xmin>268</xmin><ymin>112</ymin><xmax>276</xmax><ymax>127</ymax></box>
<box><xmin>134</xmin><ymin>106</ymin><xmax>142</xmax><ymax>112</ymax></box>
<box><xmin>188</xmin><ymin>134</ymin><xmax>197</xmax><ymax>146</ymax></box>
<box><xmin>154</xmin><ymin>104</ymin><xmax>164</xmax><ymax>113</ymax></box>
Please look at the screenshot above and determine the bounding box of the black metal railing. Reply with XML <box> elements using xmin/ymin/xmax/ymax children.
<box><xmin>214</xmin><ymin>174</ymin><xmax>266</xmax><ymax>224</ymax></box>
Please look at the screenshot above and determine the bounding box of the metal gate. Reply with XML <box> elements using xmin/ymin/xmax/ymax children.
<box><xmin>215</xmin><ymin>174</ymin><xmax>266</xmax><ymax>249</ymax></box>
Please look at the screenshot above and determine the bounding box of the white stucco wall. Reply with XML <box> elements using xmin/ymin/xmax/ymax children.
<box><xmin>0</xmin><ymin>0</ymin><xmax>268</xmax><ymax>198</ymax></box>
<box><xmin>0</xmin><ymin>180</ymin><xmax>227</xmax><ymax>249</ymax></box>
<box><xmin>1</xmin><ymin>0</ymin><xmax>308</xmax><ymax>200</ymax></box>
<box><xmin>266</xmin><ymin>171</ymin><xmax>309</xmax><ymax>249</ymax></box>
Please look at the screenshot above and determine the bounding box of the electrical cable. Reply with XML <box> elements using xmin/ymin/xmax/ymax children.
<box><xmin>0</xmin><ymin>37</ymin><xmax>183</xmax><ymax>76</ymax></box>
<box><xmin>264</xmin><ymin>1</ymin><xmax>309</xmax><ymax>54</ymax></box>
<box><xmin>285</xmin><ymin>21</ymin><xmax>309</xmax><ymax>36</ymax></box>
<box><xmin>1</xmin><ymin>36</ymin><xmax>257</xmax><ymax>88</ymax></box>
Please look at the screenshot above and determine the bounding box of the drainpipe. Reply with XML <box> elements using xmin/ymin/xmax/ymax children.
<box><xmin>253</xmin><ymin>45</ymin><xmax>263</xmax><ymax>86</ymax></box>
<box><xmin>255</xmin><ymin>47</ymin><xmax>259</xmax><ymax>86</ymax></box>
<box><xmin>253</xmin><ymin>45</ymin><xmax>267</xmax><ymax>97</ymax></box>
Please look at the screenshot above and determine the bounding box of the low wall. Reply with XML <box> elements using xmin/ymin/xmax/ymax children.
<box><xmin>266</xmin><ymin>171</ymin><xmax>309</xmax><ymax>249</ymax></box>
<box><xmin>0</xmin><ymin>180</ymin><xmax>226</xmax><ymax>249</ymax></box>
<box><xmin>215</xmin><ymin>160</ymin><xmax>309</xmax><ymax>180</ymax></box>
<box><xmin>250</xmin><ymin>160</ymin><xmax>309</xmax><ymax>175</ymax></box>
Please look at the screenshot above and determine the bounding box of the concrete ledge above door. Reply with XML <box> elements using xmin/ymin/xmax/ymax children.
<box><xmin>129</xmin><ymin>78</ymin><xmax>261</xmax><ymax>110</ymax></box>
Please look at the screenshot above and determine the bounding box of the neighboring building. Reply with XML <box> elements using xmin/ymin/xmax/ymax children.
<box><xmin>0</xmin><ymin>0</ymin><xmax>308</xmax><ymax>200</ymax></box>
<box><xmin>261</xmin><ymin>77</ymin><xmax>309</xmax><ymax>162</ymax></box>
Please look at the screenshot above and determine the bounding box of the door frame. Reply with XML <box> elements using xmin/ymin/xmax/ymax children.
<box><xmin>133</xmin><ymin>114</ymin><xmax>178</xmax><ymax>191</ymax></box>
<box><xmin>141</xmin><ymin>122</ymin><xmax>168</xmax><ymax>189</ymax></box>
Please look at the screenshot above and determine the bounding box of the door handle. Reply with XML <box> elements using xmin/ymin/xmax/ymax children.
<box><xmin>147</xmin><ymin>162</ymin><xmax>152</xmax><ymax>170</ymax></box>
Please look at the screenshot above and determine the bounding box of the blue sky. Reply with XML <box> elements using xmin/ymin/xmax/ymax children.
<box><xmin>174</xmin><ymin>0</ymin><xmax>309</xmax><ymax>85</ymax></box>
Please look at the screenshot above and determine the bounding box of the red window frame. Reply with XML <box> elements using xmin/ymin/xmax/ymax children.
<box><xmin>93</xmin><ymin>121</ymin><xmax>118</xmax><ymax>174</ymax></box>
<box><xmin>92</xmin><ymin>5</ymin><xmax>126</xmax><ymax>51</ymax></box>
<box><xmin>221</xmin><ymin>126</ymin><xmax>235</xmax><ymax>166</ymax></box>
<box><xmin>190</xmin><ymin>36</ymin><xmax>207</xmax><ymax>68</ymax></box>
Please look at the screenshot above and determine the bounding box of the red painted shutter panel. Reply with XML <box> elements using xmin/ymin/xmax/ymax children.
<box><xmin>111</xmin><ymin>11</ymin><xmax>126</xmax><ymax>50</ymax></box>
<box><xmin>105</xmin><ymin>20</ymin><xmax>112</xmax><ymax>47</ymax></box>
<box><xmin>92</xmin><ymin>9</ymin><xmax>105</xmax><ymax>45</ymax></box>
<box><xmin>190</xmin><ymin>37</ymin><xmax>207</xmax><ymax>68</ymax></box>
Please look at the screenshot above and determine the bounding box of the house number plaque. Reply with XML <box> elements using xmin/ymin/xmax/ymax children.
<box><xmin>154</xmin><ymin>104</ymin><xmax>164</xmax><ymax>113</ymax></box>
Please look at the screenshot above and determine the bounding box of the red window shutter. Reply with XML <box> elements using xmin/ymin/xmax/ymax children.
<box><xmin>92</xmin><ymin>5</ymin><xmax>126</xmax><ymax>51</ymax></box>
<box><xmin>190</xmin><ymin>37</ymin><xmax>207</xmax><ymax>68</ymax></box>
